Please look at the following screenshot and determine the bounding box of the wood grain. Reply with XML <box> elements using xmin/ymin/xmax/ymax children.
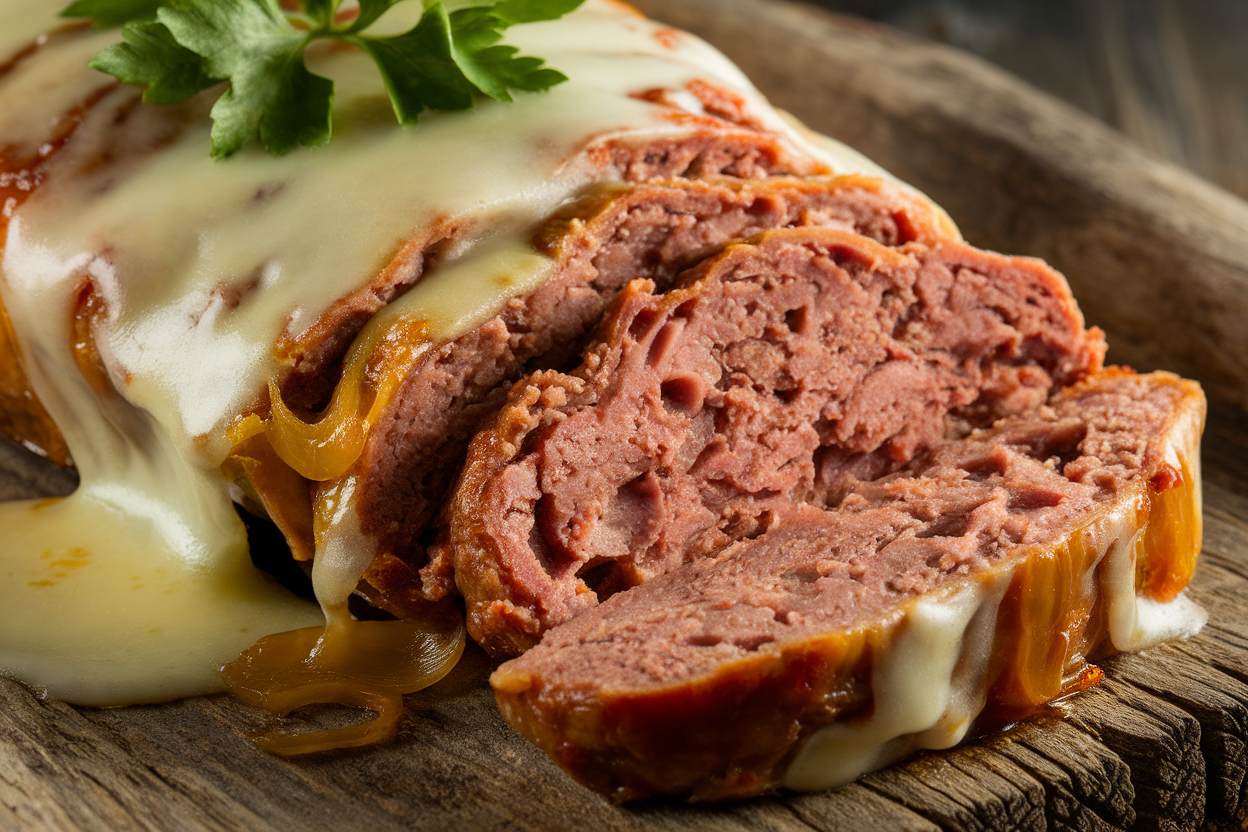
<box><xmin>4</xmin><ymin>1</ymin><xmax>1248</xmax><ymax>830</ymax></box>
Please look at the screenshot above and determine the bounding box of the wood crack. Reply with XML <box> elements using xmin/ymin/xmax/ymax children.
<box><xmin>990</xmin><ymin>720</ymin><xmax>1134</xmax><ymax>831</ymax></box>
<box><xmin>1065</xmin><ymin>677</ymin><xmax>1207</xmax><ymax>832</ymax></box>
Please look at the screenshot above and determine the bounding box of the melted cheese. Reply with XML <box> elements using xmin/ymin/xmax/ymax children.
<box><xmin>784</xmin><ymin>578</ymin><xmax>995</xmax><ymax>790</ymax></box>
<box><xmin>1102</xmin><ymin>400</ymin><xmax>1207</xmax><ymax>650</ymax></box>
<box><xmin>782</xmin><ymin>405</ymin><xmax>1206</xmax><ymax>792</ymax></box>
<box><xmin>0</xmin><ymin>491</ymin><xmax>321</xmax><ymax>705</ymax></box>
<box><xmin>0</xmin><ymin>7</ymin><xmax>115</xmax><ymax>154</ymax></box>
<box><xmin>0</xmin><ymin>0</ymin><xmax>878</xmax><ymax>704</ymax></box>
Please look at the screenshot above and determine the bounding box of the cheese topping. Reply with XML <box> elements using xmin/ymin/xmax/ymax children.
<box><xmin>784</xmin><ymin>578</ymin><xmax>994</xmax><ymax>791</ymax></box>
<box><xmin>0</xmin><ymin>0</ymin><xmax>878</xmax><ymax>704</ymax></box>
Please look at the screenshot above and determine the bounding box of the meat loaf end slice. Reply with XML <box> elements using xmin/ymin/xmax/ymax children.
<box><xmin>491</xmin><ymin>370</ymin><xmax>1205</xmax><ymax>802</ymax></box>
<box><xmin>445</xmin><ymin>226</ymin><xmax>1107</xmax><ymax>655</ymax></box>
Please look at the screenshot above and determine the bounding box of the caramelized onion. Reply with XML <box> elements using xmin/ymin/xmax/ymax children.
<box><xmin>220</xmin><ymin>316</ymin><xmax>450</xmax><ymax>754</ymax></box>
<box><xmin>221</xmin><ymin>603</ymin><xmax>465</xmax><ymax>755</ymax></box>
<box><xmin>221</xmin><ymin>432</ymin><xmax>316</xmax><ymax>562</ymax></box>
<box><xmin>1139</xmin><ymin>456</ymin><xmax>1201</xmax><ymax>603</ymax></box>
<box><xmin>267</xmin><ymin>376</ymin><xmax>368</xmax><ymax>483</ymax></box>
<box><xmin>252</xmin><ymin>687</ymin><xmax>405</xmax><ymax>756</ymax></box>
<box><xmin>265</xmin><ymin>318</ymin><xmax>430</xmax><ymax>482</ymax></box>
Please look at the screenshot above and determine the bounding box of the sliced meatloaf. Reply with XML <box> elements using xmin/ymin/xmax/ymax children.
<box><xmin>344</xmin><ymin>176</ymin><xmax>958</xmax><ymax>608</ymax></box>
<box><xmin>275</xmin><ymin>102</ymin><xmax>836</xmax><ymax>417</ymax></box>
<box><xmin>491</xmin><ymin>369</ymin><xmax>1205</xmax><ymax>802</ymax></box>
<box><xmin>443</xmin><ymin>225</ymin><xmax>1108</xmax><ymax>655</ymax></box>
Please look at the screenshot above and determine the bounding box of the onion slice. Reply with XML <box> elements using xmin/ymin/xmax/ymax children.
<box><xmin>221</xmin><ymin>602</ymin><xmax>465</xmax><ymax>755</ymax></box>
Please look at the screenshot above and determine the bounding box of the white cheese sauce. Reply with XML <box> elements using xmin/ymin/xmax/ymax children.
<box><xmin>782</xmin><ymin>411</ymin><xmax>1206</xmax><ymax>792</ymax></box>
<box><xmin>0</xmin><ymin>0</ymin><xmax>878</xmax><ymax>704</ymax></box>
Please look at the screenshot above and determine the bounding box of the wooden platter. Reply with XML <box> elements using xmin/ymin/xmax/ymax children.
<box><xmin>4</xmin><ymin>1</ymin><xmax>1248</xmax><ymax>829</ymax></box>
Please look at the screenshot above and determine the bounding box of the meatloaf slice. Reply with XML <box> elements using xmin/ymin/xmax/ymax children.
<box><xmin>444</xmin><ymin>226</ymin><xmax>1108</xmax><ymax>655</ymax></box>
<box><xmin>491</xmin><ymin>370</ymin><xmax>1206</xmax><ymax>802</ymax></box>
<box><xmin>346</xmin><ymin>176</ymin><xmax>955</xmax><ymax>608</ymax></box>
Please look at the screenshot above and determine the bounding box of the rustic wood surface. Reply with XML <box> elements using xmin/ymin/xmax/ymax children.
<box><xmin>4</xmin><ymin>1</ymin><xmax>1248</xmax><ymax>830</ymax></box>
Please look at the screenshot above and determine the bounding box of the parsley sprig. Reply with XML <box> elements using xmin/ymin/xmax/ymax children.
<box><xmin>62</xmin><ymin>0</ymin><xmax>585</xmax><ymax>158</ymax></box>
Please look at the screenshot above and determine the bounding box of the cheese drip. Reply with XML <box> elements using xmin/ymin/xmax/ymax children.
<box><xmin>0</xmin><ymin>220</ymin><xmax>322</xmax><ymax>704</ymax></box>
<box><xmin>0</xmin><ymin>1</ymin><xmax>879</xmax><ymax>706</ymax></box>
<box><xmin>783</xmin><ymin>407</ymin><xmax>1206</xmax><ymax>791</ymax></box>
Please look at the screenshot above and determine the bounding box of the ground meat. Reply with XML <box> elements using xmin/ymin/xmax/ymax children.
<box><xmin>443</xmin><ymin>225</ymin><xmax>1107</xmax><ymax>656</ymax></box>
<box><xmin>278</xmin><ymin>126</ymin><xmax>829</xmax><ymax>417</ymax></box>
<box><xmin>489</xmin><ymin>370</ymin><xmax>1204</xmax><ymax>802</ymax></box>
<box><xmin>347</xmin><ymin>176</ymin><xmax>955</xmax><ymax>608</ymax></box>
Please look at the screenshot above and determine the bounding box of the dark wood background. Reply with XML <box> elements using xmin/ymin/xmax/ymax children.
<box><xmin>809</xmin><ymin>0</ymin><xmax>1248</xmax><ymax>200</ymax></box>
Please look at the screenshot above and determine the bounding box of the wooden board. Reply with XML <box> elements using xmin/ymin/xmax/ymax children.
<box><xmin>4</xmin><ymin>1</ymin><xmax>1248</xmax><ymax>829</ymax></box>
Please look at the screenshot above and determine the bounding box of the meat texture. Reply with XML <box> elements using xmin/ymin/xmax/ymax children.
<box><xmin>490</xmin><ymin>370</ymin><xmax>1205</xmax><ymax>802</ymax></box>
<box><xmin>348</xmin><ymin>176</ymin><xmax>956</xmax><ymax>608</ymax></box>
<box><xmin>444</xmin><ymin>225</ymin><xmax>1108</xmax><ymax>655</ymax></box>
<box><xmin>276</xmin><ymin>80</ymin><xmax>833</xmax><ymax>414</ymax></box>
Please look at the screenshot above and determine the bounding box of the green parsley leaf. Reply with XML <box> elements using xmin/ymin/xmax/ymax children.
<box><xmin>62</xmin><ymin>0</ymin><xmax>164</xmax><ymax>28</ymax></box>
<box><xmin>89</xmin><ymin>20</ymin><xmax>218</xmax><ymax>104</ymax></box>
<box><xmin>300</xmin><ymin>0</ymin><xmax>336</xmax><ymax>28</ymax></box>
<box><xmin>64</xmin><ymin>0</ymin><xmax>585</xmax><ymax>158</ymax></box>
<box><xmin>158</xmin><ymin>0</ymin><xmax>333</xmax><ymax>158</ymax></box>
<box><xmin>348</xmin><ymin>0</ymin><xmax>408</xmax><ymax>34</ymax></box>
<box><xmin>350</xmin><ymin>4</ymin><xmax>475</xmax><ymax>123</ymax></box>
<box><xmin>491</xmin><ymin>0</ymin><xmax>585</xmax><ymax>25</ymax></box>
<box><xmin>445</xmin><ymin>5</ymin><xmax>566</xmax><ymax>103</ymax></box>
<box><xmin>354</xmin><ymin>1</ymin><xmax>574</xmax><ymax>122</ymax></box>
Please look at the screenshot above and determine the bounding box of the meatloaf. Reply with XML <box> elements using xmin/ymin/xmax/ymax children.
<box><xmin>272</xmin><ymin>85</ymin><xmax>837</xmax><ymax>420</ymax></box>
<box><xmin>331</xmin><ymin>175</ymin><xmax>960</xmax><ymax>610</ymax></box>
<box><xmin>443</xmin><ymin>224</ymin><xmax>1108</xmax><ymax>655</ymax></box>
<box><xmin>491</xmin><ymin>369</ymin><xmax>1205</xmax><ymax>802</ymax></box>
<box><xmin>0</xmin><ymin>0</ymin><xmax>1206</xmax><ymax>798</ymax></box>
<box><xmin>0</xmin><ymin>77</ymin><xmax>832</xmax><ymax>469</ymax></box>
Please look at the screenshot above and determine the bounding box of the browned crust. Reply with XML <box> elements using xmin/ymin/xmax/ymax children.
<box><xmin>497</xmin><ymin>627</ymin><xmax>876</xmax><ymax>801</ymax></box>
<box><xmin>0</xmin><ymin>296</ymin><xmax>71</xmax><ymax>466</ymax></box>
<box><xmin>0</xmin><ymin>50</ymin><xmax>122</xmax><ymax>467</ymax></box>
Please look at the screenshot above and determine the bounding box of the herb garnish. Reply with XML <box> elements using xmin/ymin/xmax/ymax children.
<box><xmin>62</xmin><ymin>0</ymin><xmax>585</xmax><ymax>158</ymax></box>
